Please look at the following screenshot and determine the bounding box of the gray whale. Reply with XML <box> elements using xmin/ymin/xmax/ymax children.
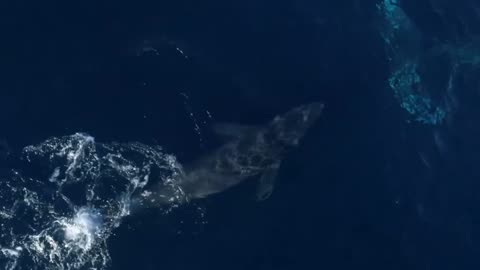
<box><xmin>143</xmin><ymin>102</ymin><xmax>324</xmax><ymax>207</ymax></box>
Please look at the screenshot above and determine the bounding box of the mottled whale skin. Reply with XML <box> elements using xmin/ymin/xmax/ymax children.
<box><xmin>138</xmin><ymin>102</ymin><xmax>324</xmax><ymax>208</ymax></box>
<box><xmin>177</xmin><ymin>102</ymin><xmax>325</xmax><ymax>202</ymax></box>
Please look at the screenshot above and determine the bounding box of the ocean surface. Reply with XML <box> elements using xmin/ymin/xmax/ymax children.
<box><xmin>1</xmin><ymin>0</ymin><xmax>480</xmax><ymax>269</ymax></box>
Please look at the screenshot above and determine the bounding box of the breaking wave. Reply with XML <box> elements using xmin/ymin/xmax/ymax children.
<box><xmin>0</xmin><ymin>133</ymin><xmax>188</xmax><ymax>270</ymax></box>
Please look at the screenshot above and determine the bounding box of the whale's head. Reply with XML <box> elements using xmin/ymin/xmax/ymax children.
<box><xmin>266</xmin><ymin>102</ymin><xmax>324</xmax><ymax>148</ymax></box>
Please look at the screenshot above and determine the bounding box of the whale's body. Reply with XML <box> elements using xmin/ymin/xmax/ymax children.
<box><xmin>177</xmin><ymin>102</ymin><xmax>324</xmax><ymax>202</ymax></box>
<box><xmin>142</xmin><ymin>102</ymin><xmax>324</xmax><ymax>207</ymax></box>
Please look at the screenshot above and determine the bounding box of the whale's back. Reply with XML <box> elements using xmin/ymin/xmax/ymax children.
<box><xmin>179</xmin><ymin>102</ymin><xmax>324</xmax><ymax>200</ymax></box>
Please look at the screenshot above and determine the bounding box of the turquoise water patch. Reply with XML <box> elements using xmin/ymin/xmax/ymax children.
<box><xmin>388</xmin><ymin>62</ymin><xmax>446</xmax><ymax>125</ymax></box>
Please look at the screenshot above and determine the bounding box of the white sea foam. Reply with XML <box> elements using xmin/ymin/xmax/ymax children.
<box><xmin>0</xmin><ymin>133</ymin><xmax>190</xmax><ymax>270</ymax></box>
<box><xmin>63</xmin><ymin>208</ymin><xmax>102</xmax><ymax>251</ymax></box>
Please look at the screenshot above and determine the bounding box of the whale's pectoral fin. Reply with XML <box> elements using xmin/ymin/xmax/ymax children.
<box><xmin>213</xmin><ymin>123</ymin><xmax>259</xmax><ymax>140</ymax></box>
<box><xmin>256</xmin><ymin>162</ymin><xmax>281</xmax><ymax>201</ymax></box>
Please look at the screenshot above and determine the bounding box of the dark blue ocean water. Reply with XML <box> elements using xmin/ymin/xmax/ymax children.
<box><xmin>1</xmin><ymin>0</ymin><xmax>480</xmax><ymax>269</ymax></box>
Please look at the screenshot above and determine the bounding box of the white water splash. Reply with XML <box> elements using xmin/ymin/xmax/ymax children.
<box><xmin>63</xmin><ymin>208</ymin><xmax>102</xmax><ymax>251</ymax></box>
<box><xmin>0</xmin><ymin>133</ymin><xmax>194</xmax><ymax>270</ymax></box>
